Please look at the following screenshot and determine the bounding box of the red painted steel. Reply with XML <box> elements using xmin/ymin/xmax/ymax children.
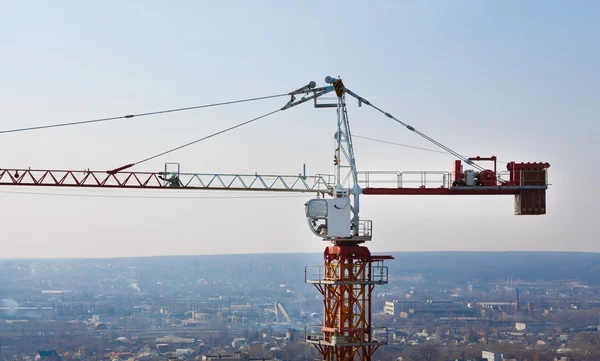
<box><xmin>370</xmin><ymin>255</ymin><xmax>394</xmax><ymax>260</ymax></box>
<box><xmin>107</xmin><ymin>163</ymin><xmax>135</xmax><ymax>175</ymax></box>
<box><xmin>0</xmin><ymin>168</ymin><xmax>164</xmax><ymax>189</ymax></box>
<box><xmin>362</xmin><ymin>188</ymin><xmax>520</xmax><ymax>195</ymax></box>
<box><xmin>454</xmin><ymin>160</ymin><xmax>462</xmax><ymax>181</ymax></box>
<box><xmin>310</xmin><ymin>245</ymin><xmax>392</xmax><ymax>361</ymax></box>
<box><xmin>515</xmin><ymin>189</ymin><xmax>547</xmax><ymax>215</ymax></box>
<box><xmin>506</xmin><ymin>162</ymin><xmax>550</xmax><ymax>215</ymax></box>
<box><xmin>506</xmin><ymin>162</ymin><xmax>550</xmax><ymax>186</ymax></box>
<box><xmin>469</xmin><ymin>156</ymin><xmax>497</xmax><ymax>174</ymax></box>
<box><xmin>478</xmin><ymin>169</ymin><xmax>496</xmax><ymax>186</ymax></box>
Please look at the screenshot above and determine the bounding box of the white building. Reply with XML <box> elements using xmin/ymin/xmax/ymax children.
<box><xmin>482</xmin><ymin>351</ymin><xmax>503</xmax><ymax>361</ymax></box>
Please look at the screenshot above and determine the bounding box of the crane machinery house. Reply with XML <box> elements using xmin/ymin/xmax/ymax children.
<box><xmin>306</xmin><ymin>188</ymin><xmax>351</xmax><ymax>238</ymax></box>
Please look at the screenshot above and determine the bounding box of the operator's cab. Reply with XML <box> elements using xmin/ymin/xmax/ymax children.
<box><xmin>305</xmin><ymin>188</ymin><xmax>351</xmax><ymax>239</ymax></box>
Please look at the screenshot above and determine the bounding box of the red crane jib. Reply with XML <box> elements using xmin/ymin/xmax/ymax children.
<box><xmin>0</xmin><ymin>168</ymin><xmax>164</xmax><ymax>189</ymax></box>
<box><xmin>363</xmin><ymin>161</ymin><xmax>550</xmax><ymax>215</ymax></box>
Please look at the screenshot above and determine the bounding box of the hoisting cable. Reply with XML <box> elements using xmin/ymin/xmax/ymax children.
<box><xmin>108</xmin><ymin>108</ymin><xmax>281</xmax><ymax>174</ymax></box>
<box><xmin>0</xmin><ymin>93</ymin><xmax>288</xmax><ymax>135</ymax></box>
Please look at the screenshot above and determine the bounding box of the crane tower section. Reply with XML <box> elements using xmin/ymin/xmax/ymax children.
<box><xmin>298</xmin><ymin>77</ymin><xmax>392</xmax><ymax>361</ymax></box>
<box><xmin>305</xmin><ymin>246</ymin><xmax>391</xmax><ymax>361</ymax></box>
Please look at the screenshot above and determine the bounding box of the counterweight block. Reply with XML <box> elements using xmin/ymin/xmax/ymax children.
<box><xmin>507</xmin><ymin>162</ymin><xmax>550</xmax><ymax>215</ymax></box>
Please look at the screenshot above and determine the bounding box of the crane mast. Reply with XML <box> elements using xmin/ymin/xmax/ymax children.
<box><xmin>330</xmin><ymin>76</ymin><xmax>361</xmax><ymax>237</ymax></box>
<box><xmin>302</xmin><ymin>78</ymin><xmax>391</xmax><ymax>361</ymax></box>
<box><xmin>0</xmin><ymin>76</ymin><xmax>550</xmax><ymax>361</ymax></box>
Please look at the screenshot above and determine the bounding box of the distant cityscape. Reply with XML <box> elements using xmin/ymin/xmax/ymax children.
<box><xmin>1</xmin><ymin>252</ymin><xmax>600</xmax><ymax>361</ymax></box>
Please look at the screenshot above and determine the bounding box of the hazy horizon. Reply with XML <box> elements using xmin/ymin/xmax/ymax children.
<box><xmin>1</xmin><ymin>250</ymin><xmax>599</xmax><ymax>261</ymax></box>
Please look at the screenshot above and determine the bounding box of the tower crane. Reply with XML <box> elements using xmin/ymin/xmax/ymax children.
<box><xmin>0</xmin><ymin>77</ymin><xmax>549</xmax><ymax>361</ymax></box>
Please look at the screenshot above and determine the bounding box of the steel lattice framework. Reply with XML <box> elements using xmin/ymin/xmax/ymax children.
<box><xmin>0</xmin><ymin>168</ymin><xmax>334</xmax><ymax>193</ymax></box>
<box><xmin>306</xmin><ymin>246</ymin><xmax>392</xmax><ymax>361</ymax></box>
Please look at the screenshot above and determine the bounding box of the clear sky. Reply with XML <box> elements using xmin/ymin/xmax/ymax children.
<box><xmin>0</xmin><ymin>1</ymin><xmax>598</xmax><ymax>258</ymax></box>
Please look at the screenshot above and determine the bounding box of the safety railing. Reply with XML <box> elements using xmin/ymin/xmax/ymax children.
<box><xmin>305</xmin><ymin>325</ymin><xmax>388</xmax><ymax>346</ymax></box>
<box><xmin>305</xmin><ymin>264</ymin><xmax>388</xmax><ymax>284</ymax></box>
<box><xmin>315</xmin><ymin>173</ymin><xmax>337</xmax><ymax>189</ymax></box>
<box><xmin>357</xmin><ymin>169</ymin><xmax>549</xmax><ymax>188</ymax></box>
<box><xmin>357</xmin><ymin>220</ymin><xmax>372</xmax><ymax>239</ymax></box>
<box><xmin>357</xmin><ymin>170</ymin><xmax>452</xmax><ymax>189</ymax></box>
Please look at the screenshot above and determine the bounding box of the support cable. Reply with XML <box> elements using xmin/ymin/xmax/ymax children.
<box><xmin>346</xmin><ymin>88</ymin><xmax>509</xmax><ymax>183</ymax></box>
<box><xmin>353</xmin><ymin>134</ymin><xmax>508</xmax><ymax>164</ymax></box>
<box><xmin>0</xmin><ymin>93</ymin><xmax>288</xmax><ymax>135</ymax></box>
<box><xmin>369</xmin><ymin>103</ymin><xmax>486</xmax><ymax>172</ymax></box>
<box><xmin>109</xmin><ymin>108</ymin><xmax>281</xmax><ymax>173</ymax></box>
<box><xmin>345</xmin><ymin>88</ymin><xmax>488</xmax><ymax>173</ymax></box>
<box><xmin>353</xmin><ymin>135</ymin><xmax>449</xmax><ymax>155</ymax></box>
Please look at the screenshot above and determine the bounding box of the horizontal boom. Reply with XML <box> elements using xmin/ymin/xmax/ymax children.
<box><xmin>0</xmin><ymin>168</ymin><xmax>334</xmax><ymax>193</ymax></box>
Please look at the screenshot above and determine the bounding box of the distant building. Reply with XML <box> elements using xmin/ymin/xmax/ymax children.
<box><xmin>202</xmin><ymin>352</ymin><xmax>255</xmax><ymax>361</ymax></box>
<box><xmin>155</xmin><ymin>336</ymin><xmax>197</xmax><ymax>345</ymax></box>
<box><xmin>92</xmin><ymin>322</ymin><xmax>108</xmax><ymax>331</ymax></box>
<box><xmin>36</xmin><ymin>350</ymin><xmax>62</xmax><ymax>361</ymax></box>
<box><xmin>515</xmin><ymin>322</ymin><xmax>526</xmax><ymax>331</ymax></box>
<box><xmin>482</xmin><ymin>351</ymin><xmax>503</xmax><ymax>361</ymax></box>
<box><xmin>156</xmin><ymin>344</ymin><xmax>169</xmax><ymax>353</ymax></box>
<box><xmin>111</xmin><ymin>337</ymin><xmax>134</xmax><ymax>345</ymax></box>
<box><xmin>478</xmin><ymin>302</ymin><xmax>512</xmax><ymax>310</ymax></box>
<box><xmin>571</xmin><ymin>326</ymin><xmax>598</xmax><ymax>332</ymax></box>
<box><xmin>155</xmin><ymin>336</ymin><xmax>198</xmax><ymax>351</ymax></box>
<box><xmin>174</xmin><ymin>349</ymin><xmax>194</xmax><ymax>357</ymax></box>
<box><xmin>383</xmin><ymin>301</ymin><xmax>397</xmax><ymax>316</ymax></box>
<box><xmin>181</xmin><ymin>319</ymin><xmax>210</xmax><ymax>328</ymax></box>
<box><xmin>385</xmin><ymin>299</ymin><xmax>471</xmax><ymax>317</ymax></box>
<box><xmin>384</xmin><ymin>300</ymin><xmax>417</xmax><ymax>317</ymax></box>
<box><xmin>231</xmin><ymin>337</ymin><xmax>247</xmax><ymax>348</ymax></box>
<box><xmin>420</xmin><ymin>300</ymin><xmax>471</xmax><ymax>315</ymax></box>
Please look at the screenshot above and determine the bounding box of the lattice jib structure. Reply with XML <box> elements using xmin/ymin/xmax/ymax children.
<box><xmin>0</xmin><ymin>168</ymin><xmax>334</xmax><ymax>193</ymax></box>
<box><xmin>306</xmin><ymin>245</ymin><xmax>393</xmax><ymax>361</ymax></box>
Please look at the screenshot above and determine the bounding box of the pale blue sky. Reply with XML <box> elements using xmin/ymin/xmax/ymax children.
<box><xmin>0</xmin><ymin>1</ymin><xmax>598</xmax><ymax>258</ymax></box>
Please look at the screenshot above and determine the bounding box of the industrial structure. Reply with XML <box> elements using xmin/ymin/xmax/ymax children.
<box><xmin>0</xmin><ymin>77</ymin><xmax>550</xmax><ymax>361</ymax></box>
